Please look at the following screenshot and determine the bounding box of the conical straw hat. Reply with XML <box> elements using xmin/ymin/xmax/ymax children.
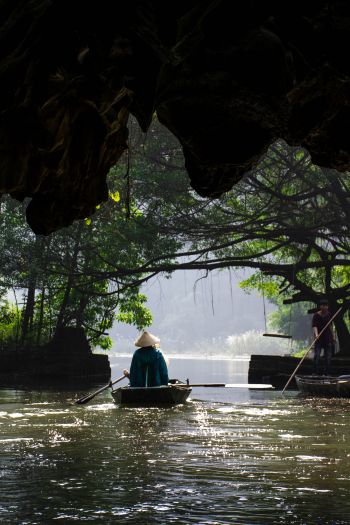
<box><xmin>134</xmin><ymin>331</ymin><xmax>160</xmax><ymax>347</ymax></box>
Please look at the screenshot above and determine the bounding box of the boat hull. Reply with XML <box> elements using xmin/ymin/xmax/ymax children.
<box><xmin>112</xmin><ymin>385</ymin><xmax>192</xmax><ymax>406</ymax></box>
<box><xmin>295</xmin><ymin>375</ymin><xmax>350</xmax><ymax>397</ymax></box>
<box><xmin>336</xmin><ymin>375</ymin><xmax>350</xmax><ymax>397</ymax></box>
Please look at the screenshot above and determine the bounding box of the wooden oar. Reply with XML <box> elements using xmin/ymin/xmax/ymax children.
<box><xmin>282</xmin><ymin>306</ymin><xmax>342</xmax><ymax>393</ymax></box>
<box><xmin>176</xmin><ymin>383</ymin><xmax>274</xmax><ymax>389</ymax></box>
<box><xmin>75</xmin><ymin>374</ymin><xmax>126</xmax><ymax>405</ymax></box>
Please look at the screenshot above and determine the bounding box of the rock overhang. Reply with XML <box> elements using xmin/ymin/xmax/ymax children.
<box><xmin>0</xmin><ymin>0</ymin><xmax>349</xmax><ymax>233</ymax></box>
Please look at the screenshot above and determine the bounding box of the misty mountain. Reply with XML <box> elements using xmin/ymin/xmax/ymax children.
<box><xmin>110</xmin><ymin>269</ymin><xmax>276</xmax><ymax>353</ymax></box>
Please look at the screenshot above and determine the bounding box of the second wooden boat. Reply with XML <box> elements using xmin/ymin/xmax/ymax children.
<box><xmin>295</xmin><ymin>375</ymin><xmax>345</xmax><ymax>397</ymax></box>
<box><xmin>335</xmin><ymin>375</ymin><xmax>350</xmax><ymax>397</ymax></box>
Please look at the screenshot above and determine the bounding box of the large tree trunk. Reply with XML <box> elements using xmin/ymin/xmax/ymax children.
<box><xmin>21</xmin><ymin>275</ymin><xmax>37</xmax><ymax>345</ymax></box>
<box><xmin>333</xmin><ymin>313</ymin><xmax>350</xmax><ymax>356</ymax></box>
<box><xmin>36</xmin><ymin>287</ymin><xmax>45</xmax><ymax>346</ymax></box>
<box><xmin>75</xmin><ymin>295</ymin><xmax>89</xmax><ymax>328</ymax></box>
<box><xmin>46</xmin><ymin>284</ymin><xmax>54</xmax><ymax>339</ymax></box>
<box><xmin>21</xmin><ymin>236</ymin><xmax>49</xmax><ymax>345</ymax></box>
<box><xmin>54</xmin><ymin>223</ymin><xmax>83</xmax><ymax>339</ymax></box>
<box><xmin>54</xmin><ymin>276</ymin><xmax>74</xmax><ymax>339</ymax></box>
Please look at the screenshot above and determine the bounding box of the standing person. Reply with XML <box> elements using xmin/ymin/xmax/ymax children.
<box><xmin>312</xmin><ymin>299</ymin><xmax>335</xmax><ymax>376</ymax></box>
<box><xmin>123</xmin><ymin>331</ymin><xmax>169</xmax><ymax>387</ymax></box>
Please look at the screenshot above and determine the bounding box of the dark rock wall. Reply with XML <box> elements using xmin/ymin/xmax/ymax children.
<box><xmin>0</xmin><ymin>326</ymin><xmax>111</xmax><ymax>383</ymax></box>
<box><xmin>0</xmin><ymin>1</ymin><xmax>349</xmax><ymax>233</ymax></box>
<box><xmin>249</xmin><ymin>354</ymin><xmax>350</xmax><ymax>389</ymax></box>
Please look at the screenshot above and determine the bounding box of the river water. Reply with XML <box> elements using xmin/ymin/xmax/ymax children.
<box><xmin>1</xmin><ymin>355</ymin><xmax>350</xmax><ymax>525</ymax></box>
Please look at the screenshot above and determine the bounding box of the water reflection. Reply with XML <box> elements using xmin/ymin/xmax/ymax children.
<box><xmin>1</xmin><ymin>358</ymin><xmax>350</xmax><ymax>524</ymax></box>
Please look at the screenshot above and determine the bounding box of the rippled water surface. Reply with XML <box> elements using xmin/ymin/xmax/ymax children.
<box><xmin>1</xmin><ymin>356</ymin><xmax>350</xmax><ymax>524</ymax></box>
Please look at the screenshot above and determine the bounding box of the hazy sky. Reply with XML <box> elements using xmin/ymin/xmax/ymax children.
<box><xmin>111</xmin><ymin>269</ymin><xmax>275</xmax><ymax>351</ymax></box>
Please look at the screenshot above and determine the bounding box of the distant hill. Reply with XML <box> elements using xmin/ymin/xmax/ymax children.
<box><xmin>110</xmin><ymin>269</ymin><xmax>278</xmax><ymax>355</ymax></box>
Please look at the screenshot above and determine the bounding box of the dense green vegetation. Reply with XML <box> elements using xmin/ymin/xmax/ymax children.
<box><xmin>0</xmin><ymin>163</ymin><xmax>178</xmax><ymax>349</ymax></box>
<box><xmin>1</xmin><ymin>117</ymin><xmax>349</xmax><ymax>353</ymax></box>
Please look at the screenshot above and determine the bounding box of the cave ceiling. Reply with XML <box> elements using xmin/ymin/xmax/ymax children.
<box><xmin>0</xmin><ymin>0</ymin><xmax>349</xmax><ymax>233</ymax></box>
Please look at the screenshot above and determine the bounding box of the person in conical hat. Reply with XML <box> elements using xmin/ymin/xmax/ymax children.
<box><xmin>123</xmin><ymin>331</ymin><xmax>168</xmax><ymax>387</ymax></box>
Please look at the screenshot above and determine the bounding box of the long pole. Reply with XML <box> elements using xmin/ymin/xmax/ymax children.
<box><xmin>282</xmin><ymin>306</ymin><xmax>342</xmax><ymax>393</ymax></box>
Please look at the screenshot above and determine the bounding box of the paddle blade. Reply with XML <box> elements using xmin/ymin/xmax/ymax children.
<box><xmin>75</xmin><ymin>375</ymin><xmax>126</xmax><ymax>405</ymax></box>
<box><xmin>76</xmin><ymin>395</ymin><xmax>94</xmax><ymax>405</ymax></box>
<box><xmin>75</xmin><ymin>382</ymin><xmax>111</xmax><ymax>405</ymax></box>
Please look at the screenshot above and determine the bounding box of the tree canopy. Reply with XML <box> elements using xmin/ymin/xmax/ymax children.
<box><xmin>1</xmin><ymin>117</ymin><xmax>350</xmax><ymax>353</ymax></box>
<box><xmin>83</xmin><ymin>120</ymin><xmax>350</xmax><ymax>351</ymax></box>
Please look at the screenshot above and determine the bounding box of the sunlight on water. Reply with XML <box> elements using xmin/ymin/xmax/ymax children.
<box><xmin>0</xmin><ymin>437</ymin><xmax>34</xmax><ymax>443</ymax></box>
<box><xmin>1</xmin><ymin>357</ymin><xmax>350</xmax><ymax>524</ymax></box>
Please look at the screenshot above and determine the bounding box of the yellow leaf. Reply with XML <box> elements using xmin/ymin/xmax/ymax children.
<box><xmin>84</xmin><ymin>218</ymin><xmax>91</xmax><ymax>225</ymax></box>
<box><xmin>109</xmin><ymin>190</ymin><xmax>120</xmax><ymax>203</ymax></box>
<box><xmin>95</xmin><ymin>205</ymin><xmax>101</xmax><ymax>210</ymax></box>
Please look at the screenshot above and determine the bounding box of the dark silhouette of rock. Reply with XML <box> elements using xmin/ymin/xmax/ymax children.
<box><xmin>0</xmin><ymin>1</ymin><xmax>349</xmax><ymax>233</ymax></box>
<box><xmin>51</xmin><ymin>326</ymin><xmax>92</xmax><ymax>354</ymax></box>
<box><xmin>0</xmin><ymin>327</ymin><xmax>110</xmax><ymax>385</ymax></box>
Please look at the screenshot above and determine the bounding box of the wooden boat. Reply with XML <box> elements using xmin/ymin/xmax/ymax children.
<box><xmin>336</xmin><ymin>375</ymin><xmax>350</xmax><ymax>397</ymax></box>
<box><xmin>111</xmin><ymin>380</ymin><xmax>192</xmax><ymax>406</ymax></box>
<box><xmin>295</xmin><ymin>375</ymin><xmax>350</xmax><ymax>397</ymax></box>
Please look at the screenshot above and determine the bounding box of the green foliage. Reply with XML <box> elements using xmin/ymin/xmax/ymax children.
<box><xmin>0</xmin><ymin>190</ymin><xmax>158</xmax><ymax>348</ymax></box>
<box><xmin>98</xmin><ymin>335</ymin><xmax>113</xmax><ymax>351</ymax></box>
<box><xmin>0</xmin><ymin>299</ymin><xmax>20</xmax><ymax>344</ymax></box>
<box><xmin>240</xmin><ymin>273</ymin><xmax>281</xmax><ymax>299</ymax></box>
<box><xmin>116</xmin><ymin>293</ymin><xmax>153</xmax><ymax>330</ymax></box>
<box><xmin>291</xmin><ymin>348</ymin><xmax>309</xmax><ymax>358</ymax></box>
